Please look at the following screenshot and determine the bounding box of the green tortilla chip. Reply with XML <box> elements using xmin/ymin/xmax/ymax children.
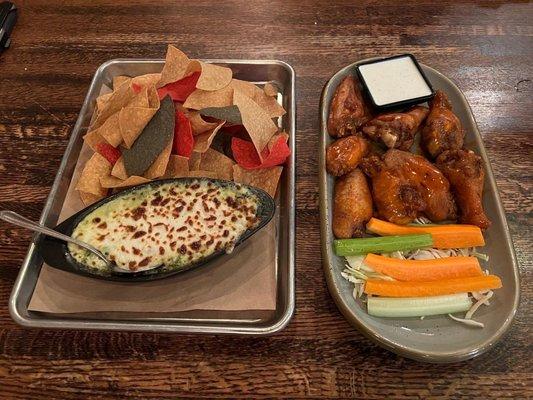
<box><xmin>122</xmin><ymin>96</ymin><xmax>175</xmax><ymax>176</ymax></box>
<box><xmin>199</xmin><ymin>105</ymin><xmax>242</xmax><ymax>124</ymax></box>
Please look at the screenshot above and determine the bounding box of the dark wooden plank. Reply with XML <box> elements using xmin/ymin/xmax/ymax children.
<box><xmin>0</xmin><ymin>0</ymin><xmax>531</xmax><ymax>398</ymax></box>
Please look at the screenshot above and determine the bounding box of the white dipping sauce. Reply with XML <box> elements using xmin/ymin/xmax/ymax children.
<box><xmin>358</xmin><ymin>56</ymin><xmax>432</xmax><ymax>106</ymax></box>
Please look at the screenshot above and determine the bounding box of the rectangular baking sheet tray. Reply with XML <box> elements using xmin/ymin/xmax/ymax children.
<box><xmin>9</xmin><ymin>59</ymin><xmax>295</xmax><ymax>335</ymax></box>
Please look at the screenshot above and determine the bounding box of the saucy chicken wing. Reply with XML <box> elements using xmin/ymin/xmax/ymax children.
<box><xmin>436</xmin><ymin>149</ymin><xmax>491</xmax><ymax>229</ymax></box>
<box><xmin>327</xmin><ymin>76</ymin><xmax>372</xmax><ymax>137</ymax></box>
<box><xmin>333</xmin><ymin>169</ymin><xmax>373</xmax><ymax>238</ymax></box>
<box><xmin>421</xmin><ymin>90</ymin><xmax>464</xmax><ymax>158</ymax></box>
<box><xmin>366</xmin><ymin>149</ymin><xmax>457</xmax><ymax>224</ymax></box>
<box><xmin>326</xmin><ymin>135</ymin><xmax>370</xmax><ymax>176</ymax></box>
<box><xmin>362</xmin><ymin>106</ymin><xmax>429</xmax><ymax>150</ymax></box>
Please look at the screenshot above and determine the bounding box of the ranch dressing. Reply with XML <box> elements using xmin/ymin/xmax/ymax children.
<box><xmin>358</xmin><ymin>56</ymin><xmax>432</xmax><ymax>106</ymax></box>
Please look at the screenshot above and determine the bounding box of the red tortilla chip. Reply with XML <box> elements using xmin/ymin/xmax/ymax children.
<box><xmin>173</xmin><ymin>111</ymin><xmax>194</xmax><ymax>157</ymax></box>
<box><xmin>95</xmin><ymin>142</ymin><xmax>121</xmax><ymax>166</ymax></box>
<box><xmin>157</xmin><ymin>71</ymin><xmax>200</xmax><ymax>102</ymax></box>
<box><xmin>231</xmin><ymin>135</ymin><xmax>290</xmax><ymax>170</ymax></box>
<box><xmin>233</xmin><ymin>90</ymin><xmax>278</xmax><ymax>160</ymax></box>
<box><xmin>232</xmin><ymin>165</ymin><xmax>283</xmax><ymax>197</ymax></box>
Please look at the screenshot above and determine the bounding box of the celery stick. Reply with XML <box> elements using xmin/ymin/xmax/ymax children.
<box><xmin>334</xmin><ymin>234</ymin><xmax>433</xmax><ymax>256</ymax></box>
<box><xmin>367</xmin><ymin>293</ymin><xmax>472</xmax><ymax>318</ymax></box>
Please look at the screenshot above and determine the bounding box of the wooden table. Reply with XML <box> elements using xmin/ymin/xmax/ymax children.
<box><xmin>0</xmin><ymin>1</ymin><xmax>531</xmax><ymax>398</ymax></box>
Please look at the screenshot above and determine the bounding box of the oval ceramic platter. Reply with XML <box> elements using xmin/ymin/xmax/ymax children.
<box><xmin>319</xmin><ymin>59</ymin><xmax>520</xmax><ymax>363</ymax></box>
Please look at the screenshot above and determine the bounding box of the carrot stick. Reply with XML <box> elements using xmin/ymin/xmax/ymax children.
<box><xmin>364</xmin><ymin>275</ymin><xmax>502</xmax><ymax>297</ymax></box>
<box><xmin>364</xmin><ymin>254</ymin><xmax>483</xmax><ymax>282</ymax></box>
<box><xmin>366</xmin><ymin>218</ymin><xmax>485</xmax><ymax>249</ymax></box>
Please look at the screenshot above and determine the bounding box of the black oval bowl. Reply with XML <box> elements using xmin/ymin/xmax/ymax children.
<box><xmin>38</xmin><ymin>178</ymin><xmax>276</xmax><ymax>282</ymax></box>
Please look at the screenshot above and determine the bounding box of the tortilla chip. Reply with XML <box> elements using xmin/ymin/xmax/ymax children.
<box><xmin>144</xmin><ymin>140</ymin><xmax>172</xmax><ymax>179</ymax></box>
<box><xmin>188</xmin><ymin>170</ymin><xmax>219</xmax><ymax>179</ymax></box>
<box><xmin>92</xmin><ymin>82</ymin><xmax>135</xmax><ymax>129</ymax></box>
<box><xmin>83</xmin><ymin>129</ymin><xmax>108</xmax><ymax>152</ymax></box>
<box><xmin>75</xmin><ymin>153</ymin><xmax>112</xmax><ymax>196</ymax></box>
<box><xmin>79</xmin><ymin>190</ymin><xmax>104</xmax><ymax>207</ymax></box>
<box><xmin>188</xmin><ymin>152</ymin><xmax>202</xmax><ymax>170</ymax></box>
<box><xmin>91</xmin><ymin>113</ymin><xmax>122</xmax><ymax>147</ymax></box>
<box><xmin>269</xmin><ymin>131</ymin><xmax>289</xmax><ymax>151</ymax></box>
<box><xmin>127</xmin><ymin>85</ymin><xmax>150</xmax><ymax>108</ymax></box>
<box><xmin>113</xmin><ymin>75</ymin><xmax>131</xmax><ymax>90</ymax></box>
<box><xmin>111</xmin><ymin>157</ymin><xmax>128</xmax><ymax>180</ymax></box>
<box><xmin>193</xmin><ymin>121</ymin><xmax>225</xmax><ymax>153</ymax></box>
<box><xmin>100</xmin><ymin>175</ymin><xmax>150</xmax><ymax>189</ymax></box>
<box><xmin>233</xmin><ymin>90</ymin><xmax>278</xmax><ymax>160</ymax></box>
<box><xmin>163</xmin><ymin>155</ymin><xmax>190</xmax><ymax>178</ymax></box>
<box><xmin>232</xmin><ymin>165</ymin><xmax>282</xmax><ymax>197</ymax></box>
<box><xmin>132</xmin><ymin>73</ymin><xmax>162</xmax><ymax>88</ymax></box>
<box><xmin>230</xmin><ymin>79</ymin><xmax>258</xmax><ymax>98</ymax></box>
<box><xmin>158</xmin><ymin>45</ymin><xmax>191</xmax><ymax>87</ymax></box>
<box><xmin>182</xmin><ymin>85</ymin><xmax>234</xmax><ymax>110</ymax></box>
<box><xmin>189</xmin><ymin>61</ymin><xmax>232</xmax><ymax>91</ymax></box>
<box><xmin>122</xmin><ymin>96</ymin><xmax>175</xmax><ymax>176</ymax></box>
<box><xmin>231</xmin><ymin>80</ymin><xmax>285</xmax><ymax>118</ymax></box>
<box><xmin>96</xmin><ymin>92</ymin><xmax>113</xmax><ymax>112</ymax></box>
<box><xmin>199</xmin><ymin>148</ymin><xmax>235</xmax><ymax>180</ymax></box>
<box><xmin>263</xmin><ymin>82</ymin><xmax>278</xmax><ymax>97</ymax></box>
<box><xmin>119</xmin><ymin>106</ymin><xmax>158</xmax><ymax>148</ymax></box>
<box><xmin>184</xmin><ymin>110</ymin><xmax>219</xmax><ymax>135</ymax></box>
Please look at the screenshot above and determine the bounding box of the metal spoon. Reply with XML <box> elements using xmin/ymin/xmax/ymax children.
<box><xmin>0</xmin><ymin>210</ymin><xmax>112</xmax><ymax>266</ymax></box>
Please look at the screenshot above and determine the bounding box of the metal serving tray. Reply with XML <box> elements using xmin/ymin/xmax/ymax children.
<box><xmin>9</xmin><ymin>59</ymin><xmax>295</xmax><ymax>335</ymax></box>
<box><xmin>319</xmin><ymin>60</ymin><xmax>520</xmax><ymax>362</ymax></box>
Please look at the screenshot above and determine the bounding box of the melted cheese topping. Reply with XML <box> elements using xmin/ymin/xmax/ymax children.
<box><xmin>68</xmin><ymin>180</ymin><xmax>260</xmax><ymax>272</ymax></box>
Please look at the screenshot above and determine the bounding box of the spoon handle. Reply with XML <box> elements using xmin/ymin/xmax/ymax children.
<box><xmin>0</xmin><ymin>210</ymin><xmax>109</xmax><ymax>264</ymax></box>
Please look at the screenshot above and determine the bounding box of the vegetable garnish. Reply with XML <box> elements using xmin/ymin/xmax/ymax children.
<box><xmin>366</xmin><ymin>218</ymin><xmax>485</xmax><ymax>249</ymax></box>
<box><xmin>364</xmin><ymin>275</ymin><xmax>502</xmax><ymax>297</ymax></box>
<box><xmin>367</xmin><ymin>293</ymin><xmax>472</xmax><ymax>318</ymax></box>
<box><xmin>363</xmin><ymin>254</ymin><xmax>483</xmax><ymax>281</ymax></box>
<box><xmin>334</xmin><ymin>234</ymin><xmax>433</xmax><ymax>256</ymax></box>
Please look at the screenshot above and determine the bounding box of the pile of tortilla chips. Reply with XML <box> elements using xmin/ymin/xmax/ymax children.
<box><xmin>75</xmin><ymin>45</ymin><xmax>289</xmax><ymax>205</ymax></box>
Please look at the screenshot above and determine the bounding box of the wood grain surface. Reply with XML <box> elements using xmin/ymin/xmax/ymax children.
<box><xmin>0</xmin><ymin>0</ymin><xmax>532</xmax><ymax>398</ymax></box>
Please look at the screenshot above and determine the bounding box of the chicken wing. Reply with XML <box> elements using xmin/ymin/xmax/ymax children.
<box><xmin>362</xmin><ymin>106</ymin><xmax>429</xmax><ymax>150</ymax></box>
<box><xmin>326</xmin><ymin>135</ymin><xmax>370</xmax><ymax>176</ymax></box>
<box><xmin>421</xmin><ymin>90</ymin><xmax>464</xmax><ymax>158</ymax></box>
<box><xmin>327</xmin><ymin>76</ymin><xmax>372</xmax><ymax>137</ymax></box>
<box><xmin>368</xmin><ymin>149</ymin><xmax>457</xmax><ymax>224</ymax></box>
<box><xmin>333</xmin><ymin>169</ymin><xmax>373</xmax><ymax>238</ymax></box>
<box><xmin>436</xmin><ymin>149</ymin><xmax>491</xmax><ymax>229</ymax></box>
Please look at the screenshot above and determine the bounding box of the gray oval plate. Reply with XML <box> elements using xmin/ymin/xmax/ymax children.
<box><xmin>319</xmin><ymin>60</ymin><xmax>520</xmax><ymax>363</ymax></box>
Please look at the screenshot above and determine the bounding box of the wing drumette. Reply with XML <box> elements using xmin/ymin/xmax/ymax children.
<box><xmin>327</xmin><ymin>76</ymin><xmax>372</xmax><ymax>137</ymax></box>
<box><xmin>362</xmin><ymin>106</ymin><xmax>429</xmax><ymax>151</ymax></box>
<box><xmin>421</xmin><ymin>90</ymin><xmax>464</xmax><ymax>158</ymax></box>
<box><xmin>436</xmin><ymin>149</ymin><xmax>491</xmax><ymax>229</ymax></box>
